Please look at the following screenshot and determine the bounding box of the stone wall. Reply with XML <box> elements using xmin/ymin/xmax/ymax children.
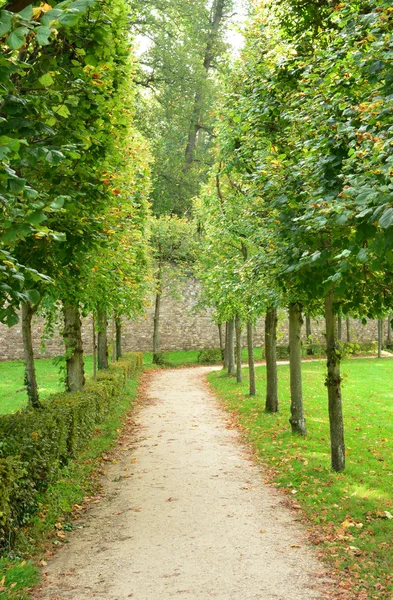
<box><xmin>0</xmin><ymin>278</ymin><xmax>384</xmax><ymax>361</ymax></box>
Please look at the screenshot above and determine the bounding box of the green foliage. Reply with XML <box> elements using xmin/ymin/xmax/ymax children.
<box><xmin>134</xmin><ymin>0</ymin><xmax>233</xmax><ymax>214</ymax></box>
<box><xmin>0</xmin><ymin>353</ymin><xmax>142</xmax><ymax>549</ymax></box>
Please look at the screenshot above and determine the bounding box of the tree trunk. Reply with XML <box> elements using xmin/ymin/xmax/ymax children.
<box><xmin>247</xmin><ymin>322</ymin><xmax>256</xmax><ymax>396</ymax></box>
<box><xmin>346</xmin><ymin>317</ymin><xmax>351</xmax><ymax>343</ymax></box>
<box><xmin>153</xmin><ymin>261</ymin><xmax>163</xmax><ymax>364</ymax></box>
<box><xmin>92</xmin><ymin>314</ymin><xmax>97</xmax><ymax>380</ymax></box>
<box><xmin>227</xmin><ymin>318</ymin><xmax>235</xmax><ymax>376</ymax></box>
<box><xmin>218</xmin><ymin>323</ymin><xmax>224</xmax><ymax>362</ymax></box>
<box><xmin>378</xmin><ymin>319</ymin><xmax>383</xmax><ymax>358</ymax></box>
<box><xmin>97</xmin><ymin>310</ymin><xmax>109</xmax><ymax>370</ymax></box>
<box><xmin>265</xmin><ymin>308</ymin><xmax>278</xmax><ymax>413</ymax></box>
<box><xmin>116</xmin><ymin>317</ymin><xmax>122</xmax><ymax>359</ymax></box>
<box><xmin>387</xmin><ymin>316</ymin><xmax>392</xmax><ymax>347</ymax></box>
<box><xmin>337</xmin><ymin>316</ymin><xmax>342</xmax><ymax>341</ymax></box>
<box><xmin>235</xmin><ymin>314</ymin><xmax>242</xmax><ymax>383</ymax></box>
<box><xmin>305</xmin><ymin>316</ymin><xmax>312</xmax><ymax>339</ymax></box>
<box><xmin>325</xmin><ymin>291</ymin><xmax>345</xmax><ymax>473</ymax></box>
<box><xmin>223</xmin><ymin>321</ymin><xmax>229</xmax><ymax>369</ymax></box>
<box><xmin>305</xmin><ymin>315</ymin><xmax>313</xmax><ymax>355</ymax></box>
<box><xmin>289</xmin><ymin>303</ymin><xmax>306</xmax><ymax>436</ymax></box>
<box><xmin>21</xmin><ymin>301</ymin><xmax>40</xmax><ymax>408</ymax></box>
<box><xmin>63</xmin><ymin>303</ymin><xmax>85</xmax><ymax>392</ymax></box>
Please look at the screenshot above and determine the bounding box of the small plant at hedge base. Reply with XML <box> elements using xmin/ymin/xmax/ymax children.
<box><xmin>197</xmin><ymin>348</ymin><xmax>222</xmax><ymax>364</ymax></box>
<box><xmin>152</xmin><ymin>352</ymin><xmax>167</xmax><ymax>366</ymax></box>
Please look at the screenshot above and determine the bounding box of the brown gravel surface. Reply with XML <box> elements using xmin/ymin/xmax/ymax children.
<box><xmin>34</xmin><ymin>367</ymin><xmax>332</xmax><ymax>600</ymax></box>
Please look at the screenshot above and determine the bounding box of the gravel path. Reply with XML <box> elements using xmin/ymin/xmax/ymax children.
<box><xmin>35</xmin><ymin>367</ymin><xmax>331</xmax><ymax>600</ymax></box>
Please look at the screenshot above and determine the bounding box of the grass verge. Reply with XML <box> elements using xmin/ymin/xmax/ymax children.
<box><xmin>0</xmin><ymin>356</ymin><xmax>94</xmax><ymax>415</ymax></box>
<box><xmin>0</xmin><ymin>376</ymin><xmax>140</xmax><ymax>600</ymax></box>
<box><xmin>208</xmin><ymin>358</ymin><xmax>393</xmax><ymax>600</ymax></box>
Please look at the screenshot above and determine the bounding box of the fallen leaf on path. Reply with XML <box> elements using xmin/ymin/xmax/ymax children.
<box><xmin>291</xmin><ymin>544</ymin><xmax>301</xmax><ymax>548</ymax></box>
<box><xmin>260</xmin><ymin>529</ymin><xmax>267</xmax><ymax>534</ymax></box>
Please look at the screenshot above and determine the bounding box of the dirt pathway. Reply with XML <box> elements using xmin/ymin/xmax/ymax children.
<box><xmin>35</xmin><ymin>367</ymin><xmax>331</xmax><ymax>600</ymax></box>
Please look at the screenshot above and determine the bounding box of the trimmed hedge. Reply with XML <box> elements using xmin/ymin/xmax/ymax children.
<box><xmin>0</xmin><ymin>352</ymin><xmax>142</xmax><ymax>548</ymax></box>
<box><xmin>260</xmin><ymin>341</ymin><xmax>378</xmax><ymax>360</ymax></box>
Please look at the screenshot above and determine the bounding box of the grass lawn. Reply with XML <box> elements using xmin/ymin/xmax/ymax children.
<box><xmin>208</xmin><ymin>358</ymin><xmax>393</xmax><ymax>600</ymax></box>
<box><xmin>0</xmin><ymin>356</ymin><xmax>94</xmax><ymax>415</ymax></box>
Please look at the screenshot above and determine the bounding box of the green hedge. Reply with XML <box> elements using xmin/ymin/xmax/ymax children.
<box><xmin>0</xmin><ymin>352</ymin><xmax>142</xmax><ymax>548</ymax></box>
<box><xmin>260</xmin><ymin>341</ymin><xmax>378</xmax><ymax>360</ymax></box>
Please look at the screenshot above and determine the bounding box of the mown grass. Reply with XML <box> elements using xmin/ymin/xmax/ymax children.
<box><xmin>0</xmin><ymin>356</ymin><xmax>94</xmax><ymax>415</ymax></box>
<box><xmin>0</xmin><ymin>377</ymin><xmax>140</xmax><ymax>600</ymax></box>
<box><xmin>208</xmin><ymin>358</ymin><xmax>393</xmax><ymax>600</ymax></box>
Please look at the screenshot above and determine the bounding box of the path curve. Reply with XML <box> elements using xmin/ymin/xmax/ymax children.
<box><xmin>35</xmin><ymin>367</ymin><xmax>331</xmax><ymax>600</ymax></box>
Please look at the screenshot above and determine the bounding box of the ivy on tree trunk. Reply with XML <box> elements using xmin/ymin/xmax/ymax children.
<box><xmin>265</xmin><ymin>308</ymin><xmax>278</xmax><ymax>413</ymax></box>
<box><xmin>21</xmin><ymin>301</ymin><xmax>40</xmax><ymax>408</ymax></box>
<box><xmin>63</xmin><ymin>303</ymin><xmax>85</xmax><ymax>393</ymax></box>
<box><xmin>325</xmin><ymin>291</ymin><xmax>345</xmax><ymax>473</ymax></box>
<box><xmin>289</xmin><ymin>303</ymin><xmax>306</xmax><ymax>436</ymax></box>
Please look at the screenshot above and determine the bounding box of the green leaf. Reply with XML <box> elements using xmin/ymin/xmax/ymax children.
<box><xmin>25</xmin><ymin>289</ymin><xmax>41</xmax><ymax>304</ymax></box>
<box><xmin>50</xmin><ymin>196</ymin><xmax>66</xmax><ymax>210</ymax></box>
<box><xmin>379</xmin><ymin>208</ymin><xmax>393</xmax><ymax>229</ymax></box>
<box><xmin>57</xmin><ymin>12</ymin><xmax>80</xmax><ymax>27</ymax></box>
<box><xmin>53</xmin><ymin>104</ymin><xmax>71</xmax><ymax>118</ymax></box>
<box><xmin>6</xmin><ymin>26</ymin><xmax>29</xmax><ymax>50</ymax></box>
<box><xmin>26</xmin><ymin>210</ymin><xmax>46</xmax><ymax>225</ymax></box>
<box><xmin>0</xmin><ymin>11</ymin><xmax>13</xmax><ymax>37</ymax></box>
<box><xmin>38</xmin><ymin>72</ymin><xmax>54</xmax><ymax>87</ymax></box>
<box><xmin>357</xmin><ymin>248</ymin><xmax>368</xmax><ymax>263</ymax></box>
<box><xmin>18</xmin><ymin>5</ymin><xmax>33</xmax><ymax>20</ymax></box>
<box><xmin>35</xmin><ymin>26</ymin><xmax>53</xmax><ymax>46</ymax></box>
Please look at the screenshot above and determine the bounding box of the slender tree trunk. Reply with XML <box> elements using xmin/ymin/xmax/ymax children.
<box><xmin>218</xmin><ymin>323</ymin><xmax>224</xmax><ymax>363</ymax></box>
<box><xmin>63</xmin><ymin>302</ymin><xmax>85</xmax><ymax>392</ymax></box>
<box><xmin>223</xmin><ymin>321</ymin><xmax>229</xmax><ymax>369</ymax></box>
<box><xmin>92</xmin><ymin>314</ymin><xmax>97</xmax><ymax>380</ymax></box>
<box><xmin>337</xmin><ymin>316</ymin><xmax>342</xmax><ymax>341</ymax></box>
<box><xmin>346</xmin><ymin>317</ymin><xmax>351</xmax><ymax>343</ymax></box>
<box><xmin>97</xmin><ymin>310</ymin><xmax>109</xmax><ymax>370</ymax></box>
<box><xmin>387</xmin><ymin>315</ymin><xmax>392</xmax><ymax>347</ymax></box>
<box><xmin>378</xmin><ymin>319</ymin><xmax>383</xmax><ymax>358</ymax></box>
<box><xmin>247</xmin><ymin>322</ymin><xmax>256</xmax><ymax>396</ymax></box>
<box><xmin>153</xmin><ymin>261</ymin><xmax>163</xmax><ymax>364</ymax></box>
<box><xmin>325</xmin><ymin>291</ymin><xmax>345</xmax><ymax>472</ymax></box>
<box><xmin>115</xmin><ymin>316</ymin><xmax>122</xmax><ymax>359</ymax></box>
<box><xmin>289</xmin><ymin>303</ymin><xmax>306</xmax><ymax>436</ymax></box>
<box><xmin>265</xmin><ymin>308</ymin><xmax>278</xmax><ymax>413</ymax></box>
<box><xmin>305</xmin><ymin>316</ymin><xmax>312</xmax><ymax>339</ymax></box>
<box><xmin>227</xmin><ymin>318</ymin><xmax>235</xmax><ymax>376</ymax></box>
<box><xmin>305</xmin><ymin>315</ymin><xmax>313</xmax><ymax>355</ymax></box>
<box><xmin>21</xmin><ymin>301</ymin><xmax>40</xmax><ymax>408</ymax></box>
<box><xmin>111</xmin><ymin>316</ymin><xmax>116</xmax><ymax>362</ymax></box>
<box><xmin>235</xmin><ymin>314</ymin><xmax>242</xmax><ymax>383</ymax></box>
